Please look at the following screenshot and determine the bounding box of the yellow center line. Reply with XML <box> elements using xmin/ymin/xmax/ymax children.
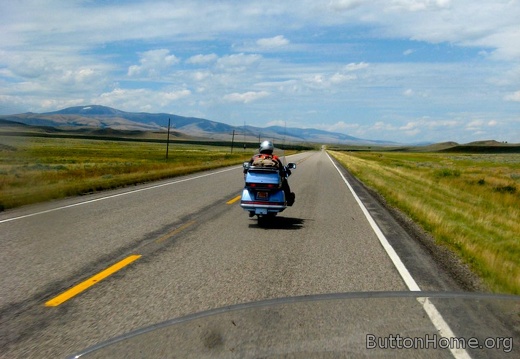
<box><xmin>156</xmin><ymin>220</ymin><xmax>196</xmax><ymax>243</ymax></box>
<box><xmin>226</xmin><ymin>194</ymin><xmax>242</xmax><ymax>204</ymax></box>
<box><xmin>45</xmin><ymin>254</ymin><xmax>142</xmax><ymax>307</ymax></box>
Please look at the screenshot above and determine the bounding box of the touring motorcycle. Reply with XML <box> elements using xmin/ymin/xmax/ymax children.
<box><xmin>240</xmin><ymin>161</ymin><xmax>296</xmax><ymax>223</ymax></box>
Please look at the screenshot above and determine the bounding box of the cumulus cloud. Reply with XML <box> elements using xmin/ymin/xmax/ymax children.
<box><xmin>389</xmin><ymin>0</ymin><xmax>452</xmax><ymax>12</ymax></box>
<box><xmin>303</xmin><ymin>65</ymin><xmax>363</xmax><ymax>89</ymax></box>
<box><xmin>192</xmin><ymin>71</ymin><xmax>211</xmax><ymax>81</ymax></box>
<box><xmin>465</xmin><ymin>119</ymin><xmax>484</xmax><ymax>131</ymax></box>
<box><xmin>344</xmin><ymin>62</ymin><xmax>369</xmax><ymax>72</ymax></box>
<box><xmin>127</xmin><ymin>49</ymin><xmax>179</xmax><ymax>78</ymax></box>
<box><xmin>256</xmin><ymin>35</ymin><xmax>290</xmax><ymax>48</ymax></box>
<box><xmin>330</xmin><ymin>73</ymin><xmax>356</xmax><ymax>84</ymax></box>
<box><xmin>186</xmin><ymin>54</ymin><xmax>218</xmax><ymax>64</ymax></box>
<box><xmin>504</xmin><ymin>90</ymin><xmax>520</xmax><ymax>102</ymax></box>
<box><xmin>328</xmin><ymin>0</ymin><xmax>364</xmax><ymax>12</ymax></box>
<box><xmin>216</xmin><ymin>53</ymin><xmax>262</xmax><ymax>69</ymax></box>
<box><xmin>299</xmin><ymin>63</ymin><xmax>368</xmax><ymax>89</ymax></box>
<box><xmin>223</xmin><ymin>91</ymin><xmax>269</xmax><ymax>103</ymax></box>
<box><xmin>325</xmin><ymin>121</ymin><xmax>361</xmax><ymax>132</ymax></box>
<box><xmin>40</xmin><ymin>98</ymin><xmax>87</xmax><ymax>110</ymax></box>
<box><xmin>372</xmin><ymin>121</ymin><xmax>398</xmax><ymax>131</ymax></box>
<box><xmin>3</xmin><ymin>1</ymin><xmax>520</xmax><ymax>61</ymax></box>
<box><xmin>96</xmin><ymin>88</ymin><xmax>191</xmax><ymax>110</ymax></box>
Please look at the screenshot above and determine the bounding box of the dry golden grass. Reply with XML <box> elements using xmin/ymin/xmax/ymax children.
<box><xmin>0</xmin><ymin>136</ymin><xmax>254</xmax><ymax>210</ymax></box>
<box><xmin>329</xmin><ymin>150</ymin><xmax>520</xmax><ymax>294</ymax></box>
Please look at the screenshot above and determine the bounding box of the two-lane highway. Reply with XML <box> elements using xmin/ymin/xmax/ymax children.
<box><xmin>1</xmin><ymin>151</ymin><xmax>517</xmax><ymax>358</ymax></box>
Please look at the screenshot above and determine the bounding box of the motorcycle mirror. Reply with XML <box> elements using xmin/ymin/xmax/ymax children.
<box><xmin>243</xmin><ymin>162</ymin><xmax>250</xmax><ymax>169</ymax></box>
<box><xmin>287</xmin><ymin>163</ymin><xmax>296</xmax><ymax>169</ymax></box>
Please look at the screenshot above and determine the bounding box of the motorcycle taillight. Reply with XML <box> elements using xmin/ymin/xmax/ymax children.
<box><xmin>246</xmin><ymin>183</ymin><xmax>279</xmax><ymax>189</ymax></box>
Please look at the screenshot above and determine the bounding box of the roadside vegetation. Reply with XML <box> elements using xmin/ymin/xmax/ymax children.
<box><xmin>329</xmin><ymin>150</ymin><xmax>520</xmax><ymax>295</ymax></box>
<box><xmin>0</xmin><ymin>136</ymin><xmax>256</xmax><ymax>210</ymax></box>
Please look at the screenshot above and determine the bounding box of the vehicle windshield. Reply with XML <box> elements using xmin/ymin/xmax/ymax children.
<box><xmin>72</xmin><ymin>292</ymin><xmax>519</xmax><ymax>358</ymax></box>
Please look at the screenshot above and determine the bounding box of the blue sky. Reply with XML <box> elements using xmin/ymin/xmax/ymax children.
<box><xmin>1</xmin><ymin>0</ymin><xmax>519</xmax><ymax>143</ymax></box>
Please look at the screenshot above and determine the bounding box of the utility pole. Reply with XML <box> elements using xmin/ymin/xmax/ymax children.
<box><xmin>165</xmin><ymin>117</ymin><xmax>171</xmax><ymax>159</ymax></box>
<box><xmin>231</xmin><ymin>130</ymin><xmax>235</xmax><ymax>153</ymax></box>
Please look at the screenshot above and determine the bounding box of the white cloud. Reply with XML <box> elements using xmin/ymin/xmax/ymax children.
<box><xmin>42</xmin><ymin>98</ymin><xmax>87</xmax><ymax>110</ymax></box>
<box><xmin>216</xmin><ymin>53</ymin><xmax>262</xmax><ymax>70</ymax></box>
<box><xmin>389</xmin><ymin>0</ymin><xmax>452</xmax><ymax>12</ymax></box>
<box><xmin>465</xmin><ymin>119</ymin><xmax>484</xmax><ymax>131</ymax></box>
<box><xmin>327</xmin><ymin>0</ymin><xmax>364</xmax><ymax>12</ymax></box>
<box><xmin>223</xmin><ymin>91</ymin><xmax>269</xmax><ymax>103</ymax></box>
<box><xmin>504</xmin><ymin>91</ymin><xmax>520</xmax><ymax>102</ymax></box>
<box><xmin>3</xmin><ymin>1</ymin><xmax>520</xmax><ymax>61</ymax></box>
<box><xmin>400</xmin><ymin>121</ymin><xmax>418</xmax><ymax>131</ymax></box>
<box><xmin>127</xmin><ymin>49</ymin><xmax>179</xmax><ymax>78</ymax></box>
<box><xmin>96</xmin><ymin>88</ymin><xmax>191</xmax><ymax>111</ymax></box>
<box><xmin>161</xmin><ymin>89</ymin><xmax>192</xmax><ymax>102</ymax></box>
<box><xmin>344</xmin><ymin>62</ymin><xmax>369</xmax><ymax>71</ymax></box>
<box><xmin>372</xmin><ymin>121</ymin><xmax>398</xmax><ymax>131</ymax></box>
<box><xmin>330</xmin><ymin>73</ymin><xmax>356</xmax><ymax>84</ymax></box>
<box><xmin>256</xmin><ymin>35</ymin><xmax>289</xmax><ymax>48</ymax></box>
<box><xmin>296</xmin><ymin>62</ymin><xmax>368</xmax><ymax>89</ymax></box>
<box><xmin>186</xmin><ymin>54</ymin><xmax>218</xmax><ymax>64</ymax></box>
<box><xmin>324</xmin><ymin>121</ymin><xmax>361</xmax><ymax>132</ymax></box>
<box><xmin>397</xmin><ymin>121</ymin><xmax>420</xmax><ymax>136</ymax></box>
<box><xmin>192</xmin><ymin>71</ymin><xmax>211</xmax><ymax>81</ymax></box>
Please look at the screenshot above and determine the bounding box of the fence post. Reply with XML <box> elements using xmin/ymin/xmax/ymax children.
<box><xmin>166</xmin><ymin>118</ymin><xmax>171</xmax><ymax>159</ymax></box>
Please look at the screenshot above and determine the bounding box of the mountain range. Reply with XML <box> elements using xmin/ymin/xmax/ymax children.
<box><xmin>0</xmin><ymin>105</ymin><xmax>392</xmax><ymax>145</ymax></box>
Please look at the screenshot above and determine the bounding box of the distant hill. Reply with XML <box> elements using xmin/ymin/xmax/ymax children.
<box><xmin>390</xmin><ymin>142</ymin><xmax>460</xmax><ymax>152</ymax></box>
<box><xmin>0</xmin><ymin>105</ymin><xmax>390</xmax><ymax>145</ymax></box>
<box><xmin>438</xmin><ymin>142</ymin><xmax>520</xmax><ymax>153</ymax></box>
<box><xmin>465</xmin><ymin>140</ymin><xmax>504</xmax><ymax>146</ymax></box>
<box><xmin>0</xmin><ymin>118</ymin><xmax>29</xmax><ymax>127</ymax></box>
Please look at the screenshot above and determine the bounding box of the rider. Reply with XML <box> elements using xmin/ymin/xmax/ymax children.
<box><xmin>246</xmin><ymin>140</ymin><xmax>295</xmax><ymax>206</ymax></box>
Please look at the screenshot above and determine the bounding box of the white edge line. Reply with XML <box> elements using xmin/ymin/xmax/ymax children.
<box><xmin>327</xmin><ymin>153</ymin><xmax>471</xmax><ymax>359</ymax></box>
<box><xmin>0</xmin><ymin>166</ymin><xmax>241</xmax><ymax>224</ymax></box>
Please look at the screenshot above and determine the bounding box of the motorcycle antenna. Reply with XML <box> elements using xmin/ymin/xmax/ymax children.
<box><xmin>282</xmin><ymin>121</ymin><xmax>287</xmax><ymax>165</ymax></box>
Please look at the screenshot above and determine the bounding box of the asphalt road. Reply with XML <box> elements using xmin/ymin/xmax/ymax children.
<box><xmin>1</xmin><ymin>150</ymin><xmax>518</xmax><ymax>358</ymax></box>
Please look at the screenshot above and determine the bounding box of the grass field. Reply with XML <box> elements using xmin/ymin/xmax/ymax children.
<box><xmin>329</xmin><ymin>150</ymin><xmax>520</xmax><ymax>294</ymax></box>
<box><xmin>0</xmin><ymin>136</ymin><xmax>256</xmax><ymax>210</ymax></box>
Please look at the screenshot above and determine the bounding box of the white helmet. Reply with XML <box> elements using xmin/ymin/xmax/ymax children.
<box><xmin>259</xmin><ymin>140</ymin><xmax>274</xmax><ymax>154</ymax></box>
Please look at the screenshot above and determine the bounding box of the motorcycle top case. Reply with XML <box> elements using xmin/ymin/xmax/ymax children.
<box><xmin>245</xmin><ymin>169</ymin><xmax>281</xmax><ymax>187</ymax></box>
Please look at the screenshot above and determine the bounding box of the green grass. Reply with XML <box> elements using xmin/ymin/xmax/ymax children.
<box><xmin>329</xmin><ymin>150</ymin><xmax>520</xmax><ymax>295</ymax></box>
<box><xmin>0</xmin><ymin>136</ymin><xmax>255</xmax><ymax>210</ymax></box>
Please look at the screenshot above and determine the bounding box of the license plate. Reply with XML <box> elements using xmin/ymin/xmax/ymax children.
<box><xmin>256</xmin><ymin>191</ymin><xmax>269</xmax><ymax>199</ymax></box>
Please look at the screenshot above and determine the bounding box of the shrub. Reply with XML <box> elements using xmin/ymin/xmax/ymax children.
<box><xmin>434</xmin><ymin>168</ymin><xmax>461</xmax><ymax>178</ymax></box>
<box><xmin>493</xmin><ymin>185</ymin><xmax>517</xmax><ymax>194</ymax></box>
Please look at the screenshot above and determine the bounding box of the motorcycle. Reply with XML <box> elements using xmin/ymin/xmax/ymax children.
<box><xmin>240</xmin><ymin>161</ymin><xmax>296</xmax><ymax>224</ymax></box>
